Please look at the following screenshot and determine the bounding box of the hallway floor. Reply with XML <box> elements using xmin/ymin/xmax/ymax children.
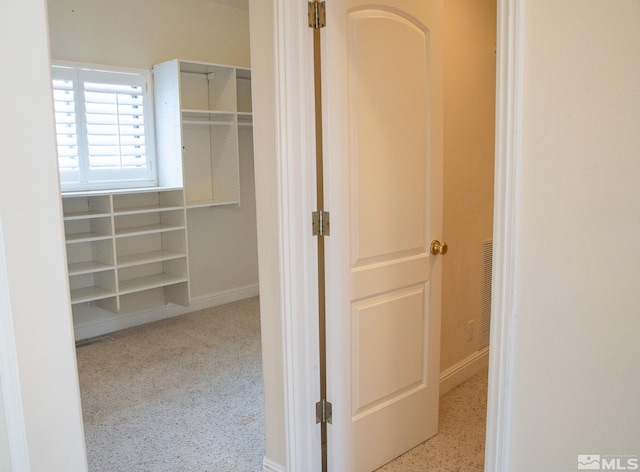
<box><xmin>376</xmin><ymin>368</ymin><xmax>488</xmax><ymax>471</ymax></box>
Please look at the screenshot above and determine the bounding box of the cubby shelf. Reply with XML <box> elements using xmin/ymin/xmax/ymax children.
<box><xmin>113</xmin><ymin>205</ymin><xmax>184</xmax><ymax>216</ymax></box>
<box><xmin>115</xmin><ymin>224</ymin><xmax>185</xmax><ymax>237</ymax></box>
<box><xmin>61</xmin><ymin>188</ymin><xmax>190</xmax><ymax>312</ymax></box>
<box><xmin>65</xmin><ymin>232</ymin><xmax>112</xmax><ymax>243</ymax></box>
<box><xmin>118</xmin><ymin>274</ymin><xmax>188</xmax><ymax>295</ymax></box>
<box><xmin>64</xmin><ymin>211</ymin><xmax>112</xmax><ymax>220</ymax></box>
<box><xmin>185</xmin><ymin>200</ymin><xmax>240</xmax><ymax>209</ymax></box>
<box><xmin>68</xmin><ymin>261</ymin><xmax>114</xmax><ymax>275</ymax></box>
<box><xmin>70</xmin><ymin>286</ymin><xmax>116</xmax><ymax>304</ymax></box>
<box><xmin>117</xmin><ymin>250</ymin><xmax>186</xmax><ymax>268</ymax></box>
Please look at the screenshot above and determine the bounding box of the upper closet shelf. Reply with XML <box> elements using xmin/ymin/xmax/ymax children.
<box><xmin>181</xmin><ymin>109</ymin><xmax>235</xmax><ymax>126</ymax></box>
<box><xmin>153</xmin><ymin>59</ymin><xmax>252</xmax><ymax>207</ymax></box>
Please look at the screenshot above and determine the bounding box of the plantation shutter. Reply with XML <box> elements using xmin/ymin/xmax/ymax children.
<box><xmin>52</xmin><ymin>67</ymin><xmax>82</xmax><ymax>184</ymax></box>
<box><xmin>81</xmin><ymin>70</ymin><xmax>148</xmax><ymax>176</ymax></box>
<box><xmin>51</xmin><ymin>65</ymin><xmax>156</xmax><ymax>191</ymax></box>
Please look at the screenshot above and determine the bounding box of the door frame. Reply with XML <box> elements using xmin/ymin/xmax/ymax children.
<box><xmin>259</xmin><ymin>1</ymin><xmax>323</xmax><ymax>470</ymax></box>
<box><xmin>484</xmin><ymin>0</ymin><xmax>523</xmax><ymax>470</ymax></box>
<box><xmin>268</xmin><ymin>0</ymin><xmax>523</xmax><ymax>470</ymax></box>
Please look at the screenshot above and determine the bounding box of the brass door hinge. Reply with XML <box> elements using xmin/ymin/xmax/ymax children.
<box><xmin>316</xmin><ymin>399</ymin><xmax>333</xmax><ymax>424</ymax></box>
<box><xmin>308</xmin><ymin>1</ymin><xmax>326</xmax><ymax>29</ymax></box>
<box><xmin>312</xmin><ymin>211</ymin><xmax>330</xmax><ymax>237</ymax></box>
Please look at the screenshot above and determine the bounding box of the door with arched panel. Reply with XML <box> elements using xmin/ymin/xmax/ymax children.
<box><xmin>323</xmin><ymin>2</ymin><xmax>444</xmax><ymax>470</ymax></box>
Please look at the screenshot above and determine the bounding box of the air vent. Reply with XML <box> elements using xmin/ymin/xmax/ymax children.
<box><xmin>479</xmin><ymin>239</ymin><xmax>493</xmax><ymax>349</ymax></box>
<box><xmin>75</xmin><ymin>335</ymin><xmax>114</xmax><ymax>348</ymax></box>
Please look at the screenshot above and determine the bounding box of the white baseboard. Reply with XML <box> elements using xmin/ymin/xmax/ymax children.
<box><xmin>263</xmin><ymin>456</ymin><xmax>286</xmax><ymax>472</ymax></box>
<box><xmin>439</xmin><ymin>346</ymin><xmax>490</xmax><ymax>397</ymax></box>
<box><xmin>73</xmin><ymin>284</ymin><xmax>259</xmax><ymax>340</ymax></box>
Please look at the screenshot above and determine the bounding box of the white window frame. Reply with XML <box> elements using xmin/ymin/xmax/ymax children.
<box><xmin>52</xmin><ymin>61</ymin><xmax>157</xmax><ymax>191</ymax></box>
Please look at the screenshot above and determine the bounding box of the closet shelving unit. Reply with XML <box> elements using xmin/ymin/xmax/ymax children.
<box><xmin>153</xmin><ymin>59</ymin><xmax>252</xmax><ymax>209</ymax></box>
<box><xmin>62</xmin><ymin>188</ymin><xmax>190</xmax><ymax>313</ymax></box>
<box><xmin>61</xmin><ymin>59</ymin><xmax>251</xmax><ymax>318</ymax></box>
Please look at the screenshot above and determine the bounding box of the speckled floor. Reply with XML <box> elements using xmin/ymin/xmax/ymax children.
<box><xmin>76</xmin><ymin>297</ymin><xmax>265</xmax><ymax>472</ymax></box>
<box><xmin>376</xmin><ymin>368</ymin><xmax>489</xmax><ymax>471</ymax></box>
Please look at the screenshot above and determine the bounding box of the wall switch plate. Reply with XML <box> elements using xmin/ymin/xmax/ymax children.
<box><xmin>466</xmin><ymin>320</ymin><xmax>474</xmax><ymax>341</ymax></box>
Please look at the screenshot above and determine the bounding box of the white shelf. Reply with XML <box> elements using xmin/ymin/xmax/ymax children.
<box><xmin>68</xmin><ymin>261</ymin><xmax>114</xmax><ymax>275</ymax></box>
<box><xmin>182</xmin><ymin>109</ymin><xmax>235</xmax><ymax>120</ymax></box>
<box><xmin>64</xmin><ymin>210</ymin><xmax>111</xmax><ymax>221</ymax></box>
<box><xmin>65</xmin><ymin>232</ymin><xmax>112</xmax><ymax>243</ymax></box>
<box><xmin>186</xmin><ymin>200</ymin><xmax>239</xmax><ymax>209</ymax></box>
<box><xmin>70</xmin><ymin>286</ymin><xmax>116</xmax><ymax>304</ymax></box>
<box><xmin>115</xmin><ymin>223</ymin><xmax>185</xmax><ymax>237</ymax></box>
<box><xmin>113</xmin><ymin>204</ymin><xmax>184</xmax><ymax>216</ymax></box>
<box><xmin>182</xmin><ymin>120</ymin><xmax>234</xmax><ymax>126</ymax></box>
<box><xmin>117</xmin><ymin>250</ymin><xmax>186</xmax><ymax>268</ymax></box>
<box><xmin>118</xmin><ymin>274</ymin><xmax>188</xmax><ymax>295</ymax></box>
<box><xmin>62</xmin><ymin>187</ymin><xmax>183</xmax><ymax>197</ymax></box>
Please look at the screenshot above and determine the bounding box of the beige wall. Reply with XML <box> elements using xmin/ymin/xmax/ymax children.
<box><xmin>48</xmin><ymin>0</ymin><xmax>258</xmax><ymax>322</ymax></box>
<box><xmin>48</xmin><ymin>0</ymin><xmax>250</xmax><ymax>69</ymax></box>
<box><xmin>441</xmin><ymin>0</ymin><xmax>496</xmax><ymax>372</ymax></box>
<box><xmin>505</xmin><ymin>0</ymin><xmax>640</xmax><ymax>468</ymax></box>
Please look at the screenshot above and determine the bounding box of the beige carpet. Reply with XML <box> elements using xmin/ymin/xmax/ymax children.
<box><xmin>76</xmin><ymin>297</ymin><xmax>265</xmax><ymax>472</ymax></box>
<box><xmin>376</xmin><ymin>367</ymin><xmax>489</xmax><ymax>471</ymax></box>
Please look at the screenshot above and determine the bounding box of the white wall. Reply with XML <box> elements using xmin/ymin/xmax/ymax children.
<box><xmin>0</xmin><ymin>0</ymin><xmax>87</xmax><ymax>469</ymax></box>
<box><xmin>0</xmin><ymin>371</ymin><xmax>11</xmax><ymax>471</ymax></box>
<box><xmin>248</xmin><ymin>1</ymin><xmax>287</xmax><ymax>467</ymax></box>
<box><xmin>504</xmin><ymin>0</ymin><xmax>640</xmax><ymax>469</ymax></box>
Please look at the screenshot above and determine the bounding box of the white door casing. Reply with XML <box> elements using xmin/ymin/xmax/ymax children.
<box><xmin>323</xmin><ymin>2</ymin><xmax>444</xmax><ymax>470</ymax></box>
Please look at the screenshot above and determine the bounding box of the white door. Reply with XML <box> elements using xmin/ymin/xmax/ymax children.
<box><xmin>323</xmin><ymin>1</ymin><xmax>444</xmax><ymax>471</ymax></box>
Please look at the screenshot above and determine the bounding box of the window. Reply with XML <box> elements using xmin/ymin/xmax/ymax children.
<box><xmin>52</xmin><ymin>63</ymin><xmax>157</xmax><ymax>191</ymax></box>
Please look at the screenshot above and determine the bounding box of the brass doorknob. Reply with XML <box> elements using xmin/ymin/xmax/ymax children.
<box><xmin>430</xmin><ymin>240</ymin><xmax>448</xmax><ymax>256</ymax></box>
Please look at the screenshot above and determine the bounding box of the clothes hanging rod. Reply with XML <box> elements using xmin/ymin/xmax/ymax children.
<box><xmin>181</xmin><ymin>120</ymin><xmax>233</xmax><ymax>126</ymax></box>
